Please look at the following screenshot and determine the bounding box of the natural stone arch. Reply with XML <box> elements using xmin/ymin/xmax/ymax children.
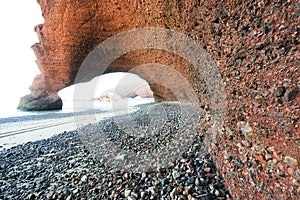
<box><xmin>18</xmin><ymin>0</ymin><xmax>186</xmax><ymax>111</ymax></box>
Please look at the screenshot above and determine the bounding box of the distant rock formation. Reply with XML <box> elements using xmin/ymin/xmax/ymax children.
<box><xmin>58</xmin><ymin>72</ymin><xmax>153</xmax><ymax>102</ymax></box>
<box><xmin>94</xmin><ymin>92</ymin><xmax>122</xmax><ymax>102</ymax></box>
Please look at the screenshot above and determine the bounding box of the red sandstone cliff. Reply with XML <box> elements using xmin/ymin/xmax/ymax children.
<box><xmin>19</xmin><ymin>0</ymin><xmax>299</xmax><ymax>199</ymax></box>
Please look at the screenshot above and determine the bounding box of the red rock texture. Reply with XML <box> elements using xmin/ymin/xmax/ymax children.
<box><xmin>19</xmin><ymin>0</ymin><xmax>186</xmax><ymax>110</ymax></box>
<box><xmin>19</xmin><ymin>0</ymin><xmax>299</xmax><ymax>199</ymax></box>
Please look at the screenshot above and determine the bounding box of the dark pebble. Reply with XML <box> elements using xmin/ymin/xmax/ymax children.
<box><xmin>287</xmin><ymin>87</ymin><xmax>299</xmax><ymax>101</ymax></box>
<box><xmin>255</xmin><ymin>43</ymin><xmax>264</xmax><ymax>50</ymax></box>
<box><xmin>220</xmin><ymin>10</ymin><xmax>229</xmax><ymax>19</ymax></box>
<box><xmin>234</xmin><ymin>53</ymin><xmax>246</xmax><ymax>60</ymax></box>
<box><xmin>263</xmin><ymin>38</ymin><xmax>270</xmax><ymax>46</ymax></box>
<box><xmin>270</xmin><ymin>59</ymin><xmax>279</xmax><ymax>64</ymax></box>
<box><xmin>187</xmin><ymin>177</ymin><xmax>195</xmax><ymax>185</ymax></box>
<box><xmin>273</xmin><ymin>86</ymin><xmax>286</xmax><ymax>97</ymax></box>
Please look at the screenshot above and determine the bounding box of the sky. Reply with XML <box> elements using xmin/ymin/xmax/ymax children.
<box><xmin>0</xmin><ymin>1</ymin><xmax>43</xmax><ymax>110</ymax></box>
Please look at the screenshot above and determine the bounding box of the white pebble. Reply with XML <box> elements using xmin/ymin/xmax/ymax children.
<box><xmin>124</xmin><ymin>189</ymin><xmax>131</xmax><ymax>197</ymax></box>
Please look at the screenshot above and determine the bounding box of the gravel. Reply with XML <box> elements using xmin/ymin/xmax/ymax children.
<box><xmin>0</xmin><ymin>102</ymin><xmax>231</xmax><ymax>199</ymax></box>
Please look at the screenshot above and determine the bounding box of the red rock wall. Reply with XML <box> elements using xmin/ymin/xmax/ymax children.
<box><xmin>19</xmin><ymin>0</ymin><xmax>188</xmax><ymax>110</ymax></box>
<box><xmin>19</xmin><ymin>0</ymin><xmax>299</xmax><ymax>199</ymax></box>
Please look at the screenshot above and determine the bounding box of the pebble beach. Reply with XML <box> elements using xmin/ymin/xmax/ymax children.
<box><xmin>0</xmin><ymin>102</ymin><xmax>231</xmax><ymax>199</ymax></box>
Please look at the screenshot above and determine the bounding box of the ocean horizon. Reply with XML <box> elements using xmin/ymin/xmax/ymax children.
<box><xmin>0</xmin><ymin>97</ymin><xmax>155</xmax><ymax>119</ymax></box>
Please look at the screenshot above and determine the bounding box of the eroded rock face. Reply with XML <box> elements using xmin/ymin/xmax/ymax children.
<box><xmin>19</xmin><ymin>0</ymin><xmax>183</xmax><ymax>110</ymax></box>
<box><xmin>20</xmin><ymin>0</ymin><xmax>299</xmax><ymax>199</ymax></box>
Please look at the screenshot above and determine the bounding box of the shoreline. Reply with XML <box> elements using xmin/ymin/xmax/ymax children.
<box><xmin>0</xmin><ymin>107</ymin><xmax>140</xmax><ymax>151</ymax></box>
<box><xmin>0</xmin><ymin>102</ymin><xmax>231</xmax><ymax>199</ymax></box>
<box><xmin>0</xmin><ymin>98</ymin><xmax>155</xmax><ymax>150</ymax></box>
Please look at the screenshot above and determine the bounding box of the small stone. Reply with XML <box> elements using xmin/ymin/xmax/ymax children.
<box><xmin>277</xmin><ymin>48</ymin><xmax>285</xmax><ymax>55</ymax></box>
<box><xmin>195</xmin><ymin>178</ymin><xmax>200</xmax><ymax>186</ymax></box>
<box><xmin>187</xmin><ymin>177</ymin><xmax>195</xmax><ymax>185</ymax></box>
<box><xmin>212</xmin><ymin>17</ymin><xmax>219</xmax><ymax>23</ymax></box>
<box><xmin>265</xmin><ymin>153</ymin><xmax>272</xmax><ymax>161</ymax></box>
<box><xmin>292</xmin><ymin>117</ymin><xmax>299</xmax><ymax>123</ymax></box>
<box><xmin>225</xmin><ymin>127</ymin><xmax>234</xmax><ymax>135</ymax></box>
<box><xmin>278</xmin><ymin>25</ymin><xmax>285</xmax><ymax>30</ymax></box>
<box><xmin>209</xmin><ymin>184</ymin><xmax>214</xmax><ymax>191</ymax></box>
<box><xmin>215</xmin><ymin>190</ymin><xmax>220</xmax><ymax>197</ymax></box>
<box><xmin>273</xmin><ymin>86</ymin><xmax>286</xmax><ymax>97</ymax></box>
<box><xmin>182</xmin><ymin>190</ymin><xmax>188</xmax><ymax>196</ymax></box>
<box><xmin>177</xmin><ymin>186</ymin><xmax>184</xmax><ymax>193</ymax></box>
<box><xmin>161</xmin><ymin>178</ymin><xmax>167</xmax><ymax>186</ymax></box>
<box><xmin>255</xmin><ymin>43</ymin><xmax>264</xmax><ymax>50</ymax></box>
<box><xmin>287</xmin><ymin>87</ymin><xmax>299</xmax><ymax>101</ymax></box>
<box><xmin>226</xmin><ymin>155</ymin><xmax>233</xmax><ymax>162</ymax></box>
<box><xmin>234</xmin><ymin>53</ymin><xmax>245</xmax><ymax>60</ymax></box>
<box><xmin>229</xmin><ymin>172</ymin><xmax>236</xmax><ymax>179</ymax></box>
<box><xmin>156</xmin><ymin>172</ymin><xmax>163</xmax><ymax>178</ymax></box>
<box><xmin>141</xmin><ymin>172</ymin><xmax>147</xmax><ymax>178</ymax></box>
<box><xmin>292</xmin><ymin>179</ymin><xmax>300</xmax><ymax>187</ymax></box>
<box><xmin>267</xmin><ymin>146</ymin><xmax>275</xmax><ymax>152</ymax></box>
<box><xmin>262</xmin><ymin>26</ymin><xmax>269</xmax><ymax>34</ymax></box>
<box><xmin>73</xmin><ymin>188</ymin><xmax>79</xmax><ymax>194</ymax></box>
<box><xmin>237</xmin><ymin>121</ymin><xmax>255</xmax><ymax>137</ymax></box>
<box><xmin>66</xmin><ymin>195</ymin><xmax>73</xmax><ymax>200</ymax></box>
<box><xmin>263</xmin><ymin>38</ymin><xmax>270</xmax><ymax>46</ymax></box>
<box><xmin>284</xmin><ymin>156</ymin><xmax>299</xmax><ymax>168</ymax></box>
<box><xmin>205</xmin><ymin>173</ymin><xmax>215</xmax><ymax>178</ymax></box>
<box><xmin>172</xmin><ymin>171</ymin><xmax>180</xmax><ymax>179</ymax></box>
<box><xmin>124</xmin><ymin>189</ymin><xmax>131</xmax><ymax>197</ymax></box>
<box><xmin>273</xmin><ymin>151</ymin><xmax>282</xmax><ymax>161</ymax></box>
<box><xmin>200</xmin><ymin>178</ymin><xmax>205</xmax><ymax>184</ymax></box>
<box><xmin>124</xmin><ymin>173</ymin><xmax>129</xmax><ymax>179</ymax></box>
<box><xmin>277</xmin><ymin>40</ymin><xmax>286</xmax><ymax>48</ymax></box>
<box><xmin>28</xmin><ymin>193</ymin><xmax>36</xmax><ymax>200</ymax></box>
<box><xmin>154</xmin><ymin>180</ymin><xmax>161</xmax><ymax>185</ymax></box>
<box><xmin>220</xmin><ymin>10</ymin><xmax>228</xmax><ymax>19</ymax></box>
<box><xmin>140</xmin><ymin>191</ymin><xmax>146</xmax><ymax>198</ymax></box>
<box><xmin>5</xmin><ymin>153</ymin><xmax>12</xmax><ymax>158</ymax></box>
<box><xmin>81</xmin><ymin>175</ymin><xmax>87</xmax><ymax>182</ymax></box>
<box><xmin>203</xmin><ymin>167</ymin><xmax>211</xmax><ymax>173</ymax></box>
<box><xmin>170</xmin><ymin>188</ymin><xmax>177</xmax><ymax>199</ymax></box>
<box><xmin>287</xmin><ymin>167</ymin><xmax>295</xmax><ymax>176</ymax></box>
<box><xmin>116</xmin><ymin>185</ymin><xmax>123</xmax><ymax>192</ymax></box>
<box><xmin>270</xmin><ymin>59</ymin><xmax>279</xmax><ymax>64</ymax></box>
<box><xmin>47</xmin><ymin>193</ymin><xmax>54</xmax><ymax>199</ymax></box>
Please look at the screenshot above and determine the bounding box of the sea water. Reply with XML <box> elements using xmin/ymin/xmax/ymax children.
<box><xmin>0</xmin><ymin>97</ymin><xmax>154</xmax><ymax>119</ymax></box>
